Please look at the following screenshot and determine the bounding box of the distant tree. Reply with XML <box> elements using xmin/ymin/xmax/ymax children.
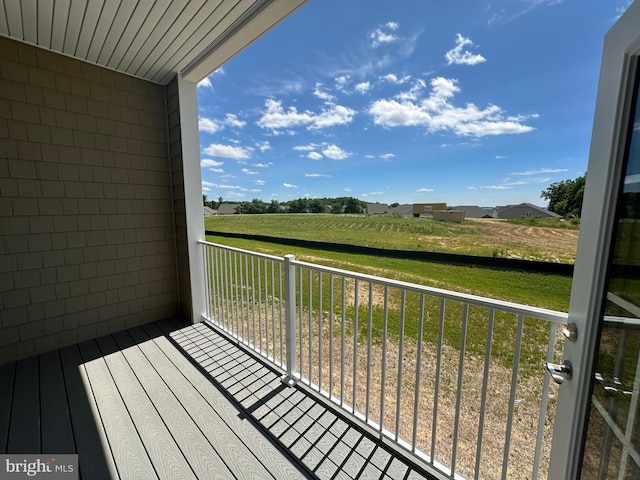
<box><xmin>267</xmin><ymin>199</ymin><xmax>281</xmax><ymax>214</ymax></box>
<box><xmin>541</xmin><ymin>175</ymin><xmax>585</xmax><ymax>218</ymax></box>
<box><xmin>203</xmin><ymin>194</ymin><xmax>208</xmax><ymax>206</ymax></box>
<box><xmin>344</xmin><ymin>197</ymin><xmax>364</xmax><ymax>214</ymax></box>
<box><xmin>288</xmin><ymin>198</ymin><xmax>309</xmax><ymax>213</ymax></box>
<box><xmin>309</xmin><ymin>199</ymin><xmax>324</xmax><ymax>213</ymax></box>
<box><xmin>390</xmin><ymin>202</ymin><xmax>400</xmax><ymax>208</ymax></box>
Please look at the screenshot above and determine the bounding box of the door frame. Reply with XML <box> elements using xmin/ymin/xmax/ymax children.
<box><xmin>549</xmin><ymin>2</ymin><xmax>640</xmax><ymax>478</ymax></box>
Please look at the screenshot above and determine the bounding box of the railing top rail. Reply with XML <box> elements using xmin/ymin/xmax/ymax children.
<box><xmin>291</xmin><ymin>258</ymin><xmax>569</xmax><ymax>323</ymax></box>
<box><xmin>198</xmin><ymin>239</ymin><xmax>284</xmax><ymax>263</ymax></box>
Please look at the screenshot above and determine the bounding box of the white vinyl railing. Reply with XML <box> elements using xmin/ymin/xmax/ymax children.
<box><xmin>199</xmin><ymin>240</ymin><xmax>569</xmax><ymax>480</ymax></box>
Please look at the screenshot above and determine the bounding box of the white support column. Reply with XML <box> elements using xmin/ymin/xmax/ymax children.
<box><xmin>177</xmin><ymin>75</ymin><xmax>206</xmax><ymax>323</ymax></box>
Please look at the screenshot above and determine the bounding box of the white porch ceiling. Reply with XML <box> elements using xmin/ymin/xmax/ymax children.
<box><xmin>0</xmin><ymin>0</ymin><xmax>306</xmax><ymax>85</ymax></box>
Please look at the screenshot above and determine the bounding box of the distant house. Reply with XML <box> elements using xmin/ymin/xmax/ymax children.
<box><xmin>203</xmin><ymin>206</ymin><xmax>217</xmax><ymax>216</ymax></box>
<box><xmin>493</xmin><ymin>203</ymin><xmax>562</xmax><ymax>219</ymax></box>
<box><xmin>217</xmin><ymin>203</ymin><xmax>240</xmax><ymax>215</ymax></box>
<box><xmin>366</xmin><ymin>203</ymin><xmax>391</xmax><ymax>214</ymax></box>
<box><xmin>454</xmin><ymin>206</ymin><xmax>494</xmax><ymax>218</ymax></box>
<box><xmin>389</xmin><ymin>204</ymin><xmax>413</xmax><ymax>216</ymax></box>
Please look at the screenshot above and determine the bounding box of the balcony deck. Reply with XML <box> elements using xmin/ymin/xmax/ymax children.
<box><xmin>0</xmin><ymin>318</ymin><xmax>435</xmax><ymax>480</ymax></box>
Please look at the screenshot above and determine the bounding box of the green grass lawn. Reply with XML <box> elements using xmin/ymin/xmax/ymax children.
<box><xmin>205</xmin><ymin>214</ymin><xmax>578</xmax><ymax>263</ymax></box>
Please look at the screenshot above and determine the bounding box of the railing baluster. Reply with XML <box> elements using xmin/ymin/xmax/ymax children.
<box><xmin>271</xmin><ymin>261</ymin><xmax>276</xmax><ymax>360</ymax></box>
<box><xmin>451</xmin><ymin>303</ymin><xmax>469</xmax><ymax>475</ymax></box>
<box><xmin>475</xmin><ymin>308</ymin><xmax>495</xmax><ymax>478</ymax></box>
<box><xmin>431</xmin><ymin>297</ymin><xmax>446</xmax><ymax>465</ymax></box>
<box><xmin>412</xmin><ymin>294</ymin><xmax>425</xmax><ymax>452</ymax></box>
<box><xmin>395</xmin><ymin>290</ymin><xmax>406</xmax><ymax>441</ymax></box>
<box><xmin>366</xmin><ymin>282</ymin><xmax>373</xmax><ymax>423</ymax></box>
<box><xmin>340</xmin><ymin>276</ymin><xmax>346</xmax><ymax>406</ymax></box>
<box><xmin>202</xmin><ymin>244</ymin><xmax>210</xmax><ymax>320</ymax></box>
<box><xmin>380</xmin><ymin>285</ymin><xmax>389</xmax><ymax>437</ymax></box>
<box><xmin>308</xmin><ymin>268</ymin><xmax>313</xmax><ymax>385</ymax></box>
<box><xmin>299</xmin><ymin>266</ymin><xmax>304</xmax><ymax>379</ymax></box>
<box><xmin>250</xmin><ymin>256</ymin><xmax>256</xmax><ymax>347</ymax></box>
<box><xmin>257</xmin><ymin>258</ymin><xmax>263</xmax><ymax>353</ymax></box>
<box><xmin>329</xmin><ymin>274</ymin><xmax>334</xmax><ymax>398</ymax></box>
<box><xmin>318</xmin><ymin>272</ymin><xmax>323</xmax><ymax>392</ymax></box>
<box><xmin>279</xmin><ymin>263</ymin><xmax>284</xmax><ymax>365</ymax></box>
<box><xmin>501</xmin><ymin>314</ymin><xmax>524</xmax><ymax>480</ymax></box>
<box><xmin>532</xmin><ymin>320</ymin><xmax>558</xmax><ymax>480</ymax></box>
<box><xmin>352</xmin><ymin>279</ymin><xmax>359</xmax><ymax>412</ymax></box>
<box><xmin>282</xmin><ymin>254</ymin><xmax>296</xmax><ymax>385</ymax></box>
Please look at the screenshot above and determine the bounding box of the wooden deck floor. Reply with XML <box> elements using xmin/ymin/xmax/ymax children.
<box><xmin>0</xmin><ymin>318</ymin><xmax>435</xmax><ymax>479</ymax></box>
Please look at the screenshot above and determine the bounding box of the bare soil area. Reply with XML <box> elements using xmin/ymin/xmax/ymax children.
<box><xmin>466</xmin><ymin>219</ymin><xmax>579</xmax><ymax>263</ymax></box>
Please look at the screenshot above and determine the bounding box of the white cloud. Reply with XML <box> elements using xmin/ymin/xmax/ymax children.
<box><xmin>202</xmin><ymin>143</ymin><xmax>251</xmax><ymax>159</ymax></box>
<box><xmin>257</xmin><ymin>99</ymin><xmax>356</xmax><ymax>132</ymax></box>
<box><xmin>382</xmin><ymin>73</ymin><xmax>411</xmax><ymax>84</ymax></box>
<box><xmin>305</xmin><ymin>173</ymin><xmax>331</xmax><ymax>178</ymax></box>
<box><xmin>335</xmin><ymin>75</ymin><xmax>351</xmax><ymax>90</ymax></box>
<box><xmin>379</xmin><ymin>153</ymin><xmax>395</xmax><ymax>159</ymax></box>
<box><xmin>283</xmin><ymin>183</ymin><xmax>298</xmax><ymax>188</ymax></box>
<box><xmin>496</xmin><ymin>155</ymin><xmax>507</xmax><ymax>159</ymax></box>
<box><xmin>417</xmin><ymin>188</ymin><xmax>434</xmax><ymax>192</ymax></box>
<box><xmin>369</xmin><ymin>24</ymin><xmax>400</xmax><ymax>48</ymax></box>
<box><xmin>209</xmin><ymin>168</ymin><xmax>224</xmax><ymax>173</ymax></box>
<box><xmin>199</xmin><ymin>117</ymin><xmax>222</xmax><ymax>134</ymax></box>
<box><xmin>252</xmin><ymin>163</ymin><xmax>269</xmax><ymax>168</ymax></box>
<box><xmin>293</xmin><ymin>143</ymin><xmax>320</xmax><ymax>151</ymax></box>
<box><xmin>198</xmin><ymin>77</ymin><xmax>213</xmax><ymax>89</ymax></box>
<box><xmin>482</xmin><ymin>185</ymin><xmax>512</xmax><ymax>190</ymax></box>
<box><xmin>355</xmin><ymin>82</ymin><xmax>371</xmax><ymax>94</ymax></box>
<box><xmin>344</xmin><ymin>187</ymin><xmax>352</xmax><ymax>192</ymax></box>
<box><xmin>256</xmin><ymin>141</ymin><xmax>271</xmax><ymax>152</ymax></box>
<box><xmin>308</xmin><ymin>152</ymin><xmax>324</xmax><ymax>160</ymax></box>
<box><xmin>255</xmin><ymin>179</ymin><xmax>266</xmax><ymax>186</ymax></box>
<box><xmin>510</xmin><ymin>168</ymin><xmax>569</xmax><ymax>175</ymax></box>
<box><xmin>242</xmin><ymin>168</ymin><xmax>259</xmax><ymax>175</ymax></box>
<box><xmin>201</xmin><ymin>159</ymin><xmax>224</xmax><ymax>167</ymax></box>
<box><xmin>369</xmin><ymin>76</ymin><xmax>535</xmax><ymax>137</ymax></box>
<box><xmin>445</xmin><ymin>34</ymin><xmax>486</xmax><ymax>66</ymax></box>
<box><xmin>322</xmin><ymin>144</ymin><xmax>351</xmax><ymax>160</ymax></box>
<box><xmin>313</xmin><ymin>83</ymin><xmax>336</xmax><ymax>102</ymax></box>
<box><xmin>395</xmin><ymin>79</ymin><xmax>426</xmax><ymax>101</ymax></box>
<box><xmin>199</xmin><ymin>114</ymin><xmax>246</xmax><ymax>134</ymax></box>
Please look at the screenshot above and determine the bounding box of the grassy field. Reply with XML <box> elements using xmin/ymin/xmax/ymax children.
<box><xmin>204</xmin><ymin>217</ymin><xmax>576</xmax><ymax>478</ymax></box>
<box><xmin>205</xmin><ymin>214</ymin><xmax>579</xmax><ymax>263</ymax></box>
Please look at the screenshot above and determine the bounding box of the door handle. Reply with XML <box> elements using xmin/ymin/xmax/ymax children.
<box><xmin>545</xmin><ymin>360</ymin><xmax>573</xmax><ymax>384</ymax></box>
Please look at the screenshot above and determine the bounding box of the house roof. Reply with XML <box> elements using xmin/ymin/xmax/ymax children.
<box><xmin>366</xmin><ymin>203</ymin><xmax>390</xmax><ymax>214</ymax></box>
<box><xmin>203</xmin><ymin>206</ymin><xmax>217</xmax><ymax>215</ymax></box>
<box><xmin>217</xmin><ymin>203</ymin><xmax>239</xmax><ymax>215</ymax></box>
<box><xmin>494</xmin><ymin>203</ymin><xmax>563</xmax><ymax>219</ymax></box>
<box><xmin>454</xmin><ymin>206</ymin><xmax>493</xmax><ymax>218</ymax></box>
<box><xmin>0</xmin><ymin>0</ymin><xmax>307</xmax><ymax>85</ymax></box>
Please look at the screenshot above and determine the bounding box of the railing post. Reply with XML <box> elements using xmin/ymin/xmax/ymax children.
<box><xmin>282</xmin><ymin>254</ymin><xmax>297</xmax><ymax>386</ymax></box>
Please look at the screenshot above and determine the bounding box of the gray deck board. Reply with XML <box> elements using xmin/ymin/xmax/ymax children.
<box><xmin>0</xmin><ymin>361</ymin><xmax>15</xmax><ymax>452</ymax></box>
<box><xmin>0</xmin><ymin>318</ymin><xmax>436</xmax><ymax>480</ymax></box>
<box><xmin>8</xmin><ymin>356</ymin><xmax>39</xmax><ymax>453</ymax></box>
<box><xmin>94</xmin><ymin>334</ymin><xmax>198</xmax><ymax>480</ymax></box>
<box><xmin>78</xmin><ymin>339</ymin><xmax>158</xmax><ymax>480</ymax></box>
<box><xmin>40</xmin><ymin>350</ymin><xmax>75</xmax><ymax>453</ymax></box>
<box><xmin>145</xmin><ymin>321</ymin><xmax>306</xmax><ymax>479</ymax></box>
<box><xmin>59</xmin><ymin>344</ymin><xmax>118</xmax><ymax>480</ymax></box>
<box><xmin>111</xmin><ymin>328</ymin><xmax>242</xmax><ymax>479</ymax></box>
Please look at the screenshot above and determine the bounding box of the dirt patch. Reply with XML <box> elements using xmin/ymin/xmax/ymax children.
<box><xmin>467</xmin><ymin>219</ymin><xmax>578</xmax><ymax>263</ymax></box>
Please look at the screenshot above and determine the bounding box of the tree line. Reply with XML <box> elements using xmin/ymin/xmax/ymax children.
<box><xmin>203</xmin><ymin>196</ymin><xmax>368</xmax><ymax>214</ymax></box>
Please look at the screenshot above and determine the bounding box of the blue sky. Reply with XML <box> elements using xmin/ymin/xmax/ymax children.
<box><xmin>197</xmin><ymin>0</ymin><xmax>633</xmax><ymax>208</ymax></box>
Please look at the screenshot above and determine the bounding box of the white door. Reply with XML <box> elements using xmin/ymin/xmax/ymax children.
<box><xmin>549</xmin><ymin>2</ymin><xmax>640</xmax><ymax>478</ymax></box>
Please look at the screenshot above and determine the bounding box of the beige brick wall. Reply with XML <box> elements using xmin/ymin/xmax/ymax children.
<box><xmin>0</xmin><ymin>37</ymin><xmax>180</xmax><ymax>364</ymax></box>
